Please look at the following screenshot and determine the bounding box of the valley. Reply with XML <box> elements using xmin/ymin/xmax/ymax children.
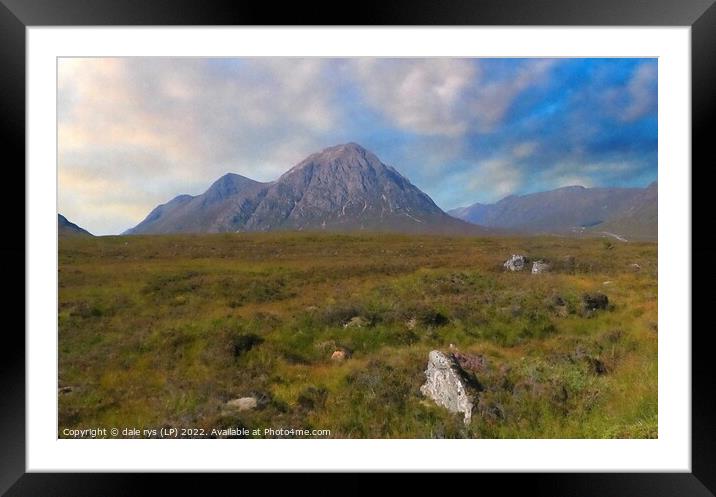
<box><xmin>58</xmin><ymin>232</ymin><xmax>657</xmax><ymax>438</ymax></box>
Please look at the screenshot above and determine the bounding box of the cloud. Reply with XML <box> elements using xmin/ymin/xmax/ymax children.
<box><xmin>351</xmin><ymin>58</ymin><xmax>477</xmax><ymax>137</ymax></box>
<box><xmin>57</xmin><ymin>57</ymin><xmax>657</xmax><ymax>233</ymax></box>
<box><xmin>537</xmin><ymin>158</ymin><xmax>643</xmax><ymax>191</ymax></box>
<box><xmin>469</xmin><ymin>59</ymin><xmax>557</xmax><ymax>131</ymax></box>
<box><xmin>512</xmin><ymin>141</ymin><xmax>539</xmax><ymax>159</ymax></box>
<box><xmin>351</xmin><ymin>58</ymin><xmax>557</xmax><ymax>136</ymax></box>
<box><xmin>602</xmin><ymin>61</ymin><xmax>657</xmax><ymax>122</ymax></box>
<box><xmin>464</xmin><ymin>157</ymin><xmax>525</xmax><ymax>202</ymax></box>
<box><xmin>552</xmin><ymin>175</ymin><xmax>595</xmax><ymax>188</ymax></box>
<box><xmin>622</xmin><ymin>62</ymin><xmax>658</xmax><ymax>122</ymax></box>
<box><xmin>58</xmin><ymin>58</ymin><xmax>343</xmax><ymax>234</ymax></box>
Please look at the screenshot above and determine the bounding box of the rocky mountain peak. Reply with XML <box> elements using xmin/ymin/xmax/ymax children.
<box><xmin>126</xmin><ymin>143</ymin><xmax>486</xmax><ymax>235</ymax></box>
<box><xmin>281</xmin><ymin>142</ymin><xmax>382</xmax><ymax>178</ymax></box>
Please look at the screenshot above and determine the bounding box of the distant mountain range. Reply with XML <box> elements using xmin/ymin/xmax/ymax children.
<box><xmin>448</xmin><ymin>181</ymin><xmax>657</xmax><ymax>241</ymax></box>
<box><xmin>115</xmin><ymin>142</ymin><xmax>657</xmax><ymax>240</ymax></box>
<box><xmin>125</xmin><ymin>143</ymin><xmax>486</xmax><ymax>236</ymax></box>
<box><xmin>58</xmin><ymin>214</ymin><xmax>93</xmax><ymax>237</ymax></box>
<box><xmin>592</xmin><ymin>181</ymin><xmax>657</xmax><ymax>240</ymax></box>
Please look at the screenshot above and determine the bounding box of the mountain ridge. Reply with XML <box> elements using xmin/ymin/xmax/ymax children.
<box><xmin>449</xmin><ymin>182</ymin><xmax>657</xmax><ymax>241</ymax></box>
<box><xmin>58</xmin><ymin>214</ymin><xmax>93</xmax><ymax>237</ymax></box>
<box><xmin>126</xmin><ymin>143</ymin><xmax>486</xmax><ymax>236</ymax></box>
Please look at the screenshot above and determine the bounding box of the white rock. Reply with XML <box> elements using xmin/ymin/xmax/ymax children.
<box><xmin>420</xmin><ymin>350</ymin><xmax>473</xmax><ymax>425</ymax></box>
<box><xmin>331</xmin><ymin>350</ymin><xmax>348</xmax><ymax>361</ymax></box>
<box><xmin>504</xmin><ymin>254</ymin><xmax>527</xmax><ymax>272</ymax></box>
<box><xmin>531</xmin><ymin>260</ymin><xmax>550</xmax><ymax>274</ymax></box>
<box><xmin>343</xmin><ymin>316</ymin><xmax>367</xmax><ymax>328</ymax></box>
<box><xmin>224</xmin><ymin>397</ymin><xmax>257</xmax><ymax>412</ymax></box>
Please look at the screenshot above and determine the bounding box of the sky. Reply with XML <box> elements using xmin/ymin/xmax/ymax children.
<box><xmin>58</xmin><ymin>57</ymin><xmax>658</xmax><ymax>235</ymax></box>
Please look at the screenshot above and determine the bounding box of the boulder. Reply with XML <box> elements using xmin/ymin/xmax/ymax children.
<box><xmin>223</xmin><ymin>397</ymin><xmax>257</xmax><ymax>414</ymax></box>
<box><xmin>582</xmin><ymin>293</ymin><xmax>609</xmax><ymax>311</ymax></box>
<box><xmin>331</xmin><ymin>349</ymin><xmax>350</xmax><ymax>361</ymax></box>
<box><xmin>503</xmin><ymin>254</ymin><xmax>527</xmax><ymax>272</ymax></box>
<box><xmin>550</xmin><ymin>295</ymin><xmax>569</xmax><ymax>317</ymax></box>
<box><xmin>420</xmin><ymin>350</ymin><xmax>473</xmax><ymax>425</ymax></box>
<box><xmin>232</xmin><ymin>333</ymin><xmax>264</xmax><ymax>358</ymax></box>
<box><xmin>343</xmin><ymin>316</ymin><xmax>367</xmax><ymax>328</ymax></box>
<box><xmin>629</xmin><ymin>263</ymin><xmax>641</xmax><ymax>272</ymax></box>
<box><xmin>531</xmin><ymin>260</ymin><xmax>550</xmax><ymax>274</ymax></box>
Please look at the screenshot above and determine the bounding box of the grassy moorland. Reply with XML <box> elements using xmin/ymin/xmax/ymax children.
<box><xmin>58</xmin><ymin>233</ymin><xmax>657</xmax><ymax>438</ymax></box>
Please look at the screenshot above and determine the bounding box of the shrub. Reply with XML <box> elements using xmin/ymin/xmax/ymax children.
<box><xmin>232</xmin><ymin>333</ymin><xmax>264</xmax><ymax>358</ymax></box>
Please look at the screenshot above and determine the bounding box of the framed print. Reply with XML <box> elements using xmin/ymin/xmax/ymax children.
<box><xmin>3</xmin><ymin>0</ymin><xmax>714</xmax><ymax>494</ymax></box>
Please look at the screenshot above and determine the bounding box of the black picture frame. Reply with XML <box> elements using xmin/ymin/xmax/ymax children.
<box><xmin>2</xmin><ymin>0</ymin><xmax>713</xmax><ymax>495</ymax></box>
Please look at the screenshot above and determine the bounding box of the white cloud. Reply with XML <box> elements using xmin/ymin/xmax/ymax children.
<box><xmin>469</xmin><ymin>59</ymin><xmax>557</xmax><ymax>132</ymax></box>
<box><xmin>512</xmin><ymin>141</ymin><xmax>539</xmax><ymax>159</ymax></box>
<box><xmin>622</xmin><ymin>62</ymin><xmax>658</xmax><ymax>122</ymax></box>
<box><xmin>352</xmin><ymin>58</ymin><xmax>477</xmax><ymax>136</ymax></box>
<box><xmin>538</xmin><ymin>159</ymin><xmax>641</xmax><ymax>190</ymax></box>
<box><xmin>464</xmin><ymin>157</ymin><xmax>524</xmax><ymax>202</ymax></box>
<box><xmin>58</xmin><ymin>58</ymin><xmax>342</xmax><ymax>234</ymax></box>
<box><xmin>552</xmin><ymin>175</ymin><xmax>595</xmax><ymax>188</ymax></box>
<box><xmin>602</xmin><ymin>61</ymin><xmax>657</xmax><ymax>123</ymax></box>
<box><xmin>57</xmin><ymin>57</ymin><xmax>650</xmax><ymax>234</ymax></box>
<box><xmin>351</xmin><ymin>58</ymin><xmax>556</xmax><ymax>137</ymax></box>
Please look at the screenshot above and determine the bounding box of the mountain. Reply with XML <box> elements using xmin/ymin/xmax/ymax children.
<box><xmin>127</xmin><ymin>174</ymin><xmax>268</xmax><ymax>234</ymax></box>
<box><xmin>592</xmin><ymin>181</ymin><xmax>657</xmax><ymax>240</ymax></box>
<box><xmin>126</xmin><ymin>143</ymin><xmax>485</xmax><ymax>236</ymax></box>
<box><xmin>58</xmin><ymin>214</ymin><xmax>93</xmax><ymax>237</ymax></box>
<box><xmin>449</xmin><ymin>183</ymin><xmax>657</xmax><ymax>241</ymax></box>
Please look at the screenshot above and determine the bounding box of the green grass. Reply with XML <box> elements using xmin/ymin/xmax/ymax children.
<box><xmin>58</xmin><ymin>232</ymin><xmax>657</xmax><ymax>438</ymax></box>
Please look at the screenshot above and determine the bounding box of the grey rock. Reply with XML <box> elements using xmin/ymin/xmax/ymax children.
<box><xmin>223</xmin><ymin>397</ymin><xmax>257</xmax><ymax>413</ymax></box>
<box><xmin>343</xmin><ymin>316</ymin><xmax>367</xmax><ymax>328</ymax></box>
<box><xmin>331</xmin><ymin>350</ymin><xmax>348</xmax><ymax>361</ymax></box>
<box><xmin>550</xmin><ymin>295</ymin><xmax>569</xmax><ymax>317</ymax></box>
<box><xmin>504</xmin><ymin>254</ymin><xmax>527</xmax><ymax>271</ymax></box>
<box><xmin>582</xmin><ymin>293</ymin><xmax>609</xmax><ymax>311</ymax></box>
<box><xmin>420</xmin><ymin>350</ymin><xmax>473</xmax><ymax>425</ymax></box>
<box><xmin>629</xmin><ymin>263</ymin><xmax>641</xmax><ymax>272</ymax></box>
<box><xmin>531</xmin><ymin>260</ymin><xmax>550</xmax><ymax>274</ymax></box>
